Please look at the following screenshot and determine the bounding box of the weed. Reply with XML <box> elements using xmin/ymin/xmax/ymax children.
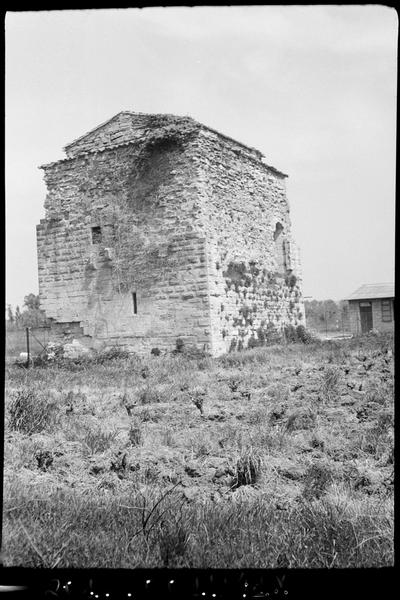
<box><xmin>234</xmin><ymin>448</ymin><xmax>262</xmax><ymax>488</ymax></box>
<box><xmin>128</xmin><ymin>421</ymin><xmax>143</xmax><ymax>446</ymax></box>
<box><xmin>322</xmin><ymin>366</ymin><xmax>341</xmax><ymax>398</ymax></box>
<box><xmin>7</xmin><ymin>387</ymin><xmax>58</xmax><ymax>434</ymax></box>
<box><xmin>35</xmin><ymin>450</ymin><xmax>54</xmax><ymax>471</ymax></box>
<box><xmin>189</xmin><ymin>387</ymin><xmax>206</xmax><ymax>416</ymax></box>
<box><xmin>110</xmin><ymin>451</ymin><xmax>127</xmax><ymax>478</ymax></box>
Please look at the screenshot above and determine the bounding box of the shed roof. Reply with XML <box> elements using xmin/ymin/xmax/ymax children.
<box><xmin>345</xmin><ymin>283</ymin><xmax>394</xmax><ymax>301</ymax></box>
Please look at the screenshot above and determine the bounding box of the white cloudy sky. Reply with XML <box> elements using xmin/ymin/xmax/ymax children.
<box><xmin>5</xmin><ymin>6</ymin><xmax>397</xmax><ymax>309</ymax></box>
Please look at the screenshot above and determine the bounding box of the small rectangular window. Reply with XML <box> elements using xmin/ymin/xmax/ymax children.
<box><xmin>91</xmin><ymin>226</ymin><xmax>102</xmax><ymax>244</ymax></box>
<box><xmin>132</xmin><ymin>292</ymin><xmax>137</xmax><ymax>315</ymax></box>
<box><xmin>381</xmin><ymin>300</ymin><xmax>392</xmax><ymax>322</ymax></box>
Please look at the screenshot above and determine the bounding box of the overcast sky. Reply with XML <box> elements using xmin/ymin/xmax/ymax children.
<box><xmin>5</xmin><ymin>6</ymin><xmax>397</xmax><ymax>310</ymax></box>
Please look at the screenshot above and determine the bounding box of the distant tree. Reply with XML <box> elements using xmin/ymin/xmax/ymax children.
<box><xmin>10</xmin><ymin>294</ymin><xmax>50</xmax><ymax>329</ymax></box>
<box><xmin>7</xmin><ymin>304</ymin><xmax>14</xmax><ymax>323</ymax></box>
<box><xmin>15</xmin><ymin>305</ymin><xmax>22</xmax><ymax>326</ymax></box>
<box><xmin>24</xmin><ymin>293</ymin><xmax>40</xmax><ymax>311</ymax></box>
<box><xmin>305</xmin><ymin>299</ymin><xmax>347</xmax><ymax>332</ymax></box>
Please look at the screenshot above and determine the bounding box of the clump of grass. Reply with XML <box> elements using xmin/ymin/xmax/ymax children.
<box><xmin>7</xmin><ymin>386</ymin><xmax>58</xmax><ymax>434</ymax></box>
<box><xmin>139</xmin><ymin>407</ymin><xmax>161</xmax><ymax>422</ymax></box>
<box><xmin>266</xmin><ymin>383</ymin><xmax>290</xmax><ymax>403</ymax></box>
<box><xmin>234</xmin><ymin>448</ymin><xmax>262</xmax><ymax>488</ymax></box>
<box><xmin>138</xmin><ymin>385</ymin><xmax>163</xmax><ymax>405</ymax></box>
<box><xmin>310</xmin><ymin>433</ymin><xmax>325</xmax><ymax>450</ymax></box>
<box><xmin>286</xmin><ymin>409</ymin><xmax>317</xmax><ymax>432</ymax></box>
<box><xmin>128</xmin><ymin>420</ymin><xmax>143</xmax><ymax>446</ymax></box>
<box><xmin>158</xmin><ymin>517</ymin><xmax>191</xmax><ymax>566</ymax></box>
<box><xmin>322</xmin><ymin>366</ymin><xmax>341</xmax><ymax>398</ymax></box>
<box><xmin>161</xmin><ymin>428</ymin><xmax>176</xmax><ymax>447</ymax></box>
<box><xmin>359</xmin><ymin>424</ymin><xmax>392</xmax><ymax>460</ymax></box>
<box><xmin>303</xmin><ymin>462</ymin><xmax>334</xmax><ymax>500</ymax></box>
<box><xmin>83</xmin><ymin>425</ymin><xmax>119</xmax><ymax>455</ymax></box>
<box><xmin>269</xmin><ymin>402</ymin><xmax>288</xmax><ymax>425</ymax></box>
<box><xmin>2</xmin><ymin>478</ymin><xmax>393</xmax><ymax>568</ymax></box>
<box><xmin>257</xmin><ymin>427</ymin><xmax>287</xmax><ymax>453</ymax></box>
<box><xmin>365</xmin><ymin>380</ymin><xmax>393</xmax><ymax>406</ymax></box>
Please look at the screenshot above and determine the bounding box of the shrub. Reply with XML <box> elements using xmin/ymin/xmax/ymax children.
<box><xmin>82</xmin><ymin>426</ymin><xmax>119</xmax><ymax>455</ymax></box>
<box><xmin>296</xmin><ymin>325</ymin><xmax>314</xmax><ymax>344</ymax></box>
<box><xmin>7</xmin><ymin>387</ymin><xmax>58</xmax><ymax>434</ymax></box>
<box><xmin>234</xmin><ymin>448</ymin><xmax>262</xmax><ymax>488</ymax></box>
<box><xmin>94</xmin><ymin>346</ymin><xmax>131</xmax><ymax>363</ymax></box>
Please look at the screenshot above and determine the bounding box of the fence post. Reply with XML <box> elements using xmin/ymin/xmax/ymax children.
<box><xmin>26</xmin><ymin>327</ymin><xmax>30</xmax><ymax>367</ymax></box>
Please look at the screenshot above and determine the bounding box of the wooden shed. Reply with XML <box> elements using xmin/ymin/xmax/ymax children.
<box><xmin>345</xmin><ymin>283</ymin><xmax>394</xmax><ymax>335</ymax></box>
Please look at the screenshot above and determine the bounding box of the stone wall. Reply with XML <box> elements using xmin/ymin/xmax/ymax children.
<box><xmin>37</xmin><ymin>132</ymin><xmax>212</xmax><ymax>354</ymax></box>
<box><xmin>187</xmin><ymin>128</ymin><xmax>305</xmax><ymax>355</ymax></box>
<box><xmin>37</xmin><ymin>113</ymin><xmax>305</xmax><ymax>356</ymax></box>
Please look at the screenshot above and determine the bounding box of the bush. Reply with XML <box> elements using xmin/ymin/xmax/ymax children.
<box><xmin>93</xmin><ymin>346</ymin><xmax>132</xmax><ymax>364</ymax></box>
<box><xmin>7</xmin><ymin>387</ymin><xmax>58</xmax><ymax>434</ymax></box>
<box><xmin>296</xmin><ymin>325</ymin><xmax>314</xmax><ymax>344</ymax></box>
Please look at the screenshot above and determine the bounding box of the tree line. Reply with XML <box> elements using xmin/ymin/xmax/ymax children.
<box><xmin>304</xmin><ymin>299</ymin><xmax>350</xmax><ymax>333</ymax></box>
<box><xmin>6</xmin><ymin>294</ymin><xmax>50</xmax><ymax>330</ymax></box>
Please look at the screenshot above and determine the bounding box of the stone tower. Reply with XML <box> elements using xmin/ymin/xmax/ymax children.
<box><xmin>37</xmin><ymin>111</ymin><xmax>305</xmax><ymax>356</ymax></box>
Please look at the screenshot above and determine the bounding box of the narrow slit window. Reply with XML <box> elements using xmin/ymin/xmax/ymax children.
<box><xmin>132</xmin><ymin>292</ymin><xmax>137</xmax><ymax>315</ymax></box>
<box><xmin>273</xmin><ymin>222</ymin><xmax>286</xmax><ymax>272</ymax></box>
<box><xmin>91</xmin><ymin>226</ymin><xmax>102</xmax><ymax>244</ymax></box>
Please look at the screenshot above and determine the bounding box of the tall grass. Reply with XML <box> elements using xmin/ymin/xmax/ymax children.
<box><xmin>3</xmin><ymin>479</ymin><xmax>393</xmax><ymax>568</ymax></box>
<box><xmin>6</xmin><ymin>386</ymin><xmax>58</xmax><ymax>434</ymax></box>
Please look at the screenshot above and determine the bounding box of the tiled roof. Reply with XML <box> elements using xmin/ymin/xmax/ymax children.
<box><xmin>345</xmin><ymin>282</ymin><xmax>394</xmax><ymax>300</ymax></box>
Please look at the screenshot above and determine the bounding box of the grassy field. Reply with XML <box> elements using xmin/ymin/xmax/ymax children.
<box><xmin>3</xmin><ymin>333</ymin><xmax>394</xmax><ymax>568</ymax></box>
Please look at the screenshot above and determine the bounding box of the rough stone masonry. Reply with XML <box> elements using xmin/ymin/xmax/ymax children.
<box><xmin>36</xmin><ymin>111</ymin><xmax>305</xmax><ymax>356</ymax></box>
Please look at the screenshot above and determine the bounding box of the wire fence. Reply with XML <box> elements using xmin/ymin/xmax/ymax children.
<box><xmin>5</xmin><ymin>326</ymin><xmax>52</xmax><ymax>362</ymax></box>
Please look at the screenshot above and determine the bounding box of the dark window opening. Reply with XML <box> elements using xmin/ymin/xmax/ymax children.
<box><xmin>273</xmin><ymin>222</ymin><xmax>286</xmax><ymax>272</ymax></box>
<box><xmin>91</xmin><ymin>226</ymin><xmax>102</xmax><ymax>244</ymax></box>
<box><xmin>132</xmin><ymin>292</ymin><xmax>137</xmax><ymax>315</ymax></box>
<box><xmin>381</xmin><ymin>299</ymin><xmax>392</xmax><ymax>322</ymax></box>
<box><xmin>273</xmin><ymin>222</ymin><xmax>284</xmax><ymax>241</ymax></box>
